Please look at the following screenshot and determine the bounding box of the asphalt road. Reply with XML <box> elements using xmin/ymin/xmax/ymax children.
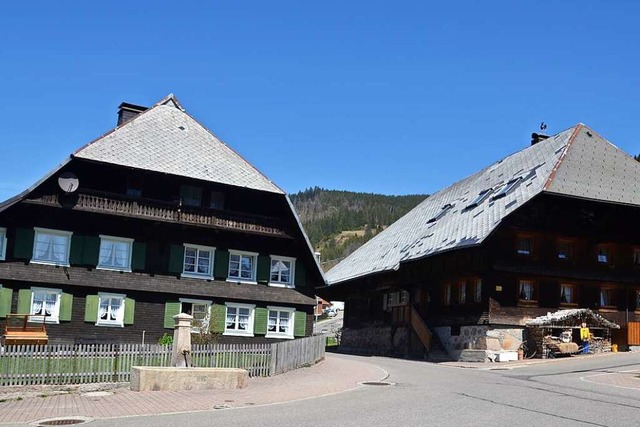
<box><xmin>313</xmin><ymin>311</ymin><xmax>343</xmax><ymax>335</ymax></box>
<box><xmin>87</xmin><ymin>353</ymin><xmax>640</xmax><ymax>427</ymax></box>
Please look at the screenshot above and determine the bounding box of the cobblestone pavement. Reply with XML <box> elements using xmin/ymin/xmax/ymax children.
<box><xmin>0</xmin><ymin>354</ymin><xmax>386</xmax><ymax>425</ymax></box>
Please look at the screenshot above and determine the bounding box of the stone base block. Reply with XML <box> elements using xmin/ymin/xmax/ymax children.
<box><xmin>131</xmin><ymin>367</ymin><xmax>249</xmax><ymax>392</ymax></box>
<box><xmin>459</xmin><ymin>349</ymin><xmax>489</xmax><ymax>362</ymax></box>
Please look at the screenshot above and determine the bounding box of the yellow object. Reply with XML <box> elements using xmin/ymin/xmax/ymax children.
<box><xmin>580</xmin><ymin>327</ymin><xmax>590</xmax><ymax>341</ymax></box>
<box><xmin>612</xmin><ymin>344</ymin><xmax>618</xmax><ymax>352</ymax></box>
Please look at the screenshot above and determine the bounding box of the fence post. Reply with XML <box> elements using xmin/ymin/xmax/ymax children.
<box><xmin>269</xmin><ymin>342</ymin><xmax>277</xmax><ymax>376</ymax></box>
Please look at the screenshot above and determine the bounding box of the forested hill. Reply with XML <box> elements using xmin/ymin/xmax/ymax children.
<box><xmin>290</xmin><ymin>187</ymin><xmax>428</xmax><ymax>271</ymax></box>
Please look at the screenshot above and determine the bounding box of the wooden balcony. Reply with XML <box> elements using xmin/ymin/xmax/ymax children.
<box><xmin>24</xmin><ymin>190</ymin><xmax>292</xmax><ymax>238</ymax></box>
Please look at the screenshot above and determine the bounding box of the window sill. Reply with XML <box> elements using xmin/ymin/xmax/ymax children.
<box><xmin>265</xmin><ymin>333</ymin><xmax>294</xmax><ymax>340</ymax></box>
<box><xmin>95</xmin><ymin>322</ymin><xmax>124</xmax><ymax>328</ymax></box>
<box><xmin>517</xmin><ymin>300</ymin><xmax>539</xmax><ymax>307</ymax></box>
<box><xmin>560</xmin><ymin>303</ymin><xmax>579</xmax><ymax>308</ymax></box>
<box><xmin>181</xmin><ymin>273</ymin><xmax>213</xmax><ymax>280</ymax></box>
<box><xmin>268</xmin><ymin>282</ymin><xmax>295</xmax><ymax>289</ymax></box>
<box><xmin>598</xmin><ymin>306</ymin><xmax>617</xmax><ymax>313</ymax></box>
<box><xmin>226</xmin><ymin>279</ymin><xmax>258</xmax><ymax>285</ymax></box>
<box><xmin>96</xmin><ymin>266</ymin><xmax>132</xmax><ymax>273</ymax></box>
<box><xmin>28</xmin><ymin>317</ymin><xmax>59</xmax><ymax>325</ymax></box>
<box><xmin>30</xmin><ymin>260</ymin><xmax>70</xmax><ymax>268</ymax></box>
<box><xmin>223</xmin><ymin>331</ymin><xmax>254</xmax><ymax>337</ymax></box>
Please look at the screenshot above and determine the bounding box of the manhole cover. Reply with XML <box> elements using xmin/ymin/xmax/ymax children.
<box><xmin>360</xmin><ymin>381</ymin><xmax>395</xmax><ymax>386</ymax></box>
<box><xmin>33</xmin><ymin>416</ymin><xmax>93</xmax><ymax>426</ymax></box>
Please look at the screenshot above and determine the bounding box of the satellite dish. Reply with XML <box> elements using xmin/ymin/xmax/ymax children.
<box><xmin>58</xmin><ymin>172</ymin><xmax>79</xmax><ymax>193</ymax></box>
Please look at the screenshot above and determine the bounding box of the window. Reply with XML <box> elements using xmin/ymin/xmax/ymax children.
<box><xmin>224</xmin><ymin>303</ymin><xmax>254</xmax><ymax>336</ymax></box>
<box><xmin>96</xmin><ymin>293</ymin><xmax>125</xmax><ymax>327</ymax></box>
<box><xmin>387</xmin><ymin>290</ymin><xmax>409</xmax><ymax>307</ymax></box>
<box><xmin>210</xmin><ymin>191</ymin><xmax>225</xmax><ymax>209</ymax></box>
<box><xmin>492</xmin><ymin>177</ymin><xmax>522</xmax><ymax>200</ymax></box>
<box><xmin>180</xmin><ymin>298</ymin><xmax>211</xmax><ymax>333</ymax></box>
<box><xmin>458</xmin><ymin>282</ymin><xmax>466</xmax><ymax>304</ymax></box>
<box><xmin>517</xmin><ymin>236</ymin><xmax>533</xmax><ymax>255</ymax></box>
<box><xmin>182</xmin><ymin>244</ymin><xmax>214</xmax><ymax>279</ymax></box>
<box><xmin>557</xmin><ymin>240</ymin><xmax>574</xmax><ymax>260</ymax></box>
<box><xmin>126</xmin><ymin>174</ymin><xmax>143</xmax><ymax>197</ymax></box>
<box><xmin>633</xmin><ymin>248</ymin><xmax>640</xmax><ymax>266</ymax></box>
<box><xmin>635</xmin><ymin>290</ymin><xmax>640</xmax><ymax>311</ymax></box>
<box><xmin>30</xmin><ymin>287</ymin><xmax>61</xmax><ymax>324</ymax></box>
<box><xmin>560</xmin><ymin>283</ymin><xmax>575</xmax><ymax>305</ymax></box>
<box><xmin>270</xmin><ymin>256</ymin><xmax>295</xmax><ymax>287</ymax></box>
<box><xmin>597</xmin><ymin>246</ymin><xmax>609</xmax><ymax>264</ymax></box>
<box><xmin>0</xmin><ymin>227</ymin><xmax>6</xmax><ymax>260</ymax></box>
<box><xmin>228</xmin><ymin>251</ymin><xmax>257</xmax><ymax>283</ymax></box>
<box><xmin>32</xmin><ymin>228</ymin><xmax>72</xmax><ymax>266</ymax></box>
<box><xmin>427</xmin><ymin>204</ymin><xmax>453</xmax><ymax>223</ymax></box>
<box><xmin>599</xmin><ymin>287</ymin><xmax>616</xmax><ymax>308</ymax></box>
<box><xmin>466</xmin><ymin>189</ymin><xmax>493</xmax><ymax>209</ymax></box>
<box><xmin>518</xmin><ymin>280</ymin><xmax>536</xmax><ymax>302</ymax></box>
<box><xmin>266</xmin><ymin>306</ymin><xmax>295</xmax><ymax>339</ymax></box>
<box><xmin>444</xmin><ymin>284</ymin><xmax>452</xmax><ymax>306</ymax></box>
<box><xmin>180</xmin><ymin>185</ymin><xmax>202</xmax><ymax>207</ymax></box>
<box><xmin>98</xmin><ymin>236</ymin><xmax>133</xmax><ymax>271</ymax></box>
<box><xmin>473</xmin><ymin>279</ymin><xmax>482</xmax><ymax>303</ymax></box>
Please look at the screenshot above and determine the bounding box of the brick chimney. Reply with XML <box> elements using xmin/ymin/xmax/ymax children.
<box><xmin>530</xmin><ymin>132</ymin><xmax>550</xmax><ymax>146</ymax></box>
<box><xmin>117</xmin><ymin>102</ymin><xmax>148</xmax><ymax>126</ymax></box>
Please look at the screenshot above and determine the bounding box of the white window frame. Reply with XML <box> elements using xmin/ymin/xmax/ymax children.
<box><xmin>96</xmin><ymin>292</ymin><xmax>126</xmax><ymax>327</ymax></box>
<box><xmin>266</xmin><ymin>306</ymin><xmax>295</xmax><ymax>339</ymax></box>
<box><xmin>269</xmin><ymin>255</ymin><xmax>296</xmax><ymax>288</ymax></box>
<box><xmin>31</xmin><ymin>228</ymin><xmax>72</xmax><ymax>267</ymax></box>
<box><xmin>560</xmin><ymin>283</ymin><xmax>575</xmax><ymax>305</ymax></box>
<box><xmin>29</xmin><ymin>287</ymin><xmax>62</xmax><ymax>324</ymax></box>
<box><xmin>0</xmin><ymin>227</ymin><xmax>6</xmax><ymax>260</ymax></box>
<box><xmin>97</xmin><ymin>235</ymin><xmax>133</xmax><ymax>272</ymax></box>
<box><xmin>227</xmin><ymin>250</ymin><xmax>258</xmax><ymax>284</ymax></box>
<box><xmin>179</xmin><ymin>298</ymin><xmax>212</xmax><ymax>333</ymax></box>
<box><xmin>224</xmin><ymin>302</ymin><xmax>255</xmax><ymax>337</ymax></box>
<box><xmin>181</xmin><ymin>244</ymin><xmax>215</xmax><ymax>279</ymax></box>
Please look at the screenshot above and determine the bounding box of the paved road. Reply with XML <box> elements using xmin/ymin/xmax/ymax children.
<box><xmin>313</xmin><ymin>311</ymin><xmax>343</xmax><ymax>335</ymax></box>
<box><xmin>83</xmin><ymin>353</ymin><xmax>640</xmax><ymax>427</ymax></box>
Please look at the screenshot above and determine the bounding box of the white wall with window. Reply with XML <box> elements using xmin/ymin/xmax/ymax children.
<box><xmin>224</xmin><ymin>303</ymin><xmax>255</xmax><ymax>336</ymax></box>
<box><xmin>228</xmin><ymin>250</ymin><xmax>258</xmax><ymax>283</ymax></box>
<box><xmin>98</xmin><ymin>235</ymin><xmax>133</xmax><ymax>271</ymax></box>
<box><xmin>32</xmin><ymin>228</ymin><xmax>72</xmax><ymax>266</ymax></box>
<box><xmin>266</xmin><ymin>306</ymin><xmax>295</xmax><ymax>339</ymax></box>
<box><xmin>182</xmin><ymin>244</ymin><xmax>215</xmax><ymax>279</ymax></box>
<box><xmin>30</xmin><ymin>287</ymin><xmax>61</xmax><ymax>324</ymax></box>
<box><xmin>179</xmin><ymin>298</ymin><xmax>212</xmax><ymax>332</ymax></box>
<box><xmin>96</xmin><ymin>293</ymin><xmax>126</xmax><ymax>327</ymax></box>
<box><xmin>269</xmin><ymin>255</ymin><xmax>295</xmax><ymax>288</ymax></box>
<box><xmin>0</xmin><ymin>227</ymin><xmax>6</xmax><ymax>260</ymax></box>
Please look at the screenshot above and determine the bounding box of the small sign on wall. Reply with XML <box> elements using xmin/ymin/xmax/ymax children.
<box><xmin>495</xmin><ymin>285</ymin><xmax>503</xmax><ymax>292</ymax></box>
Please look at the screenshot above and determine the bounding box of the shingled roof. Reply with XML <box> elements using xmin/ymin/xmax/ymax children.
<box><xmin>73</xmin><ymin>94</ymin><xmax>283</xmax><ymax>194</ymax></box>
<box><xmin>326</xmin><ymin>124</ymin><xmax>640</xmax><ymax>285</ymax></box>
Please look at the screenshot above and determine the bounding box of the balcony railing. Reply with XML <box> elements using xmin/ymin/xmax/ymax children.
<box><xmin>25</xmin><ymin>190</ymin><xmax>291</xmax><ymax>238</ymax></box>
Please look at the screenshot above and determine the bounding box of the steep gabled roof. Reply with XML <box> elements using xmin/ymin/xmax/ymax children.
<box><xmin>326</xmin><ymin>125</ymin><xmax>640</xmax><ymax>285</ymax></box>
<box><xmin>73</xmin><ymin>94</ymin><xmax>284</xmax><ymax>194</ymax></box>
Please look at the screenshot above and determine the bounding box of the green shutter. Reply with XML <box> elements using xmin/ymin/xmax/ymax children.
<box><xmin>0</xmin><ymin>287</ymin><xmax>13</xmax><ymax>318</ymax></box>
<box><xmin>131</xmin><ymin>242</ymin><xmax>146</xmax><ymax>271</ymax></box>
<box><xmin>168</xmin><ymin>244</ymin><xmax>184</xmax><ymax>274</ymax></box>
<box><xmin>210</xmin><ymin>304</ymin><xmax>226</xmax><ymax>334</ymax></box>
<box><xmin>214</xmin><ymin>249</ymin><xmax>229</xmax><ymax>279</ymax></box>
<box><xmin>17</xmin><ymin>289</ymin><xmax>32</xmax><ymax>314</ymax></box>
<box><xmin>82</xmin><ymin>236</ymin><xmax>100</xmax><ymax>266</ymax></box>
<box><xmin>59</xmin><ymin>292</ymin><xmax>73</xmax><ymax>321</ymax></box>
<box><xmin>295</xmin><ymin>261</ymin><xmax>307</xmax><ymax>287</ymax></box>
<box><xmin>14</xmin><ymin>228</ymin><xmax>35</xmax><ymax>260</ymax></box>
<box><xmin>124</xmin><ymin>298</ymin><xmax>135</xmax><ymax>325</ymax></box>
<box><xmin>164</xmin><ymin>302</ymin><xmax>181</xmax><ymax>329</ymax></box>
<box><xmin>69</xmin><ymin>235</ymin><xmax>84</xmax><ymax>265</ymax></box>
<box><xmin>294</xmin><ymin>311</ymin><xmax>307</xmax><ymax>337</ymax></box>
<box><xmin>257</xmin><ymin>255</ymin><xmax>271</xmax><ymax>284</ymax></box>
<box><xmin>254</xmin><ymin>307</ymin><xmax>268</xmax><ymax>335</ymax></box>
<box><xmin>84</xmin><ymin>295</ymin><xmax>99</xmax><ymax>322</ymax></box>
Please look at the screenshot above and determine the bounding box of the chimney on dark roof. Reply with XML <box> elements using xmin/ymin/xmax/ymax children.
<box><xmin>530</xmin><ymin>132</ymin><xmax>550</xmax><ymax>146</ymax></box>
<box><xmin>117</xmin><ymin>102</ymin><xmax>148</xmax><ymax>126</ymax></box>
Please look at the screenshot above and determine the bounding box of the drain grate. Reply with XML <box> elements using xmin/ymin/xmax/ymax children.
<box><xmin>360</xmin><ymin>381</ymin><xmax>395</xmax><ymax>386</ymax></box>
<box><xmin>34</xmin><ymin>416</ymin><xmax>93</xmax><ymax>426</ymax></box>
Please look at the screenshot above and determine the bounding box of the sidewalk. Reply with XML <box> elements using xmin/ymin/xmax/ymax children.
<box><xmin>0</xmin><ymin>354</ymin><xmax>386</xmax><ymax>425</ymax></box>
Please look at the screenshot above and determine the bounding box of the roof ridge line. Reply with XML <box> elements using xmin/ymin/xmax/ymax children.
<box><xmin>543</xmin><ymin>124</ymin><xmax>583</xmax><ymax>191</ymax></box>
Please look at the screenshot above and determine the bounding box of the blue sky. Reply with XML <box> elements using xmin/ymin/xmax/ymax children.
<box><xmin>1</xmin><ymin>1</ymin><xmax>639</xmax><ymax>201</ymax></box>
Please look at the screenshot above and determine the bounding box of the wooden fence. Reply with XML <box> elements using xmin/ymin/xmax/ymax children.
<box><xmin>0</xmin><ymin>335</ymin><xmax>326</xmax><ymax>387</ymax></box>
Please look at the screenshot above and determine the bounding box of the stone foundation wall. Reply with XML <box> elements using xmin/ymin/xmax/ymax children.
<box><xmin>434</xmin><ymin>325</ymin><xmax>525</xmax><ymax>360</ymax></box>
<box><xmin>340</xmin><ymin>325</ymin><xmax>410</xmax><ymax>356</ymax></box>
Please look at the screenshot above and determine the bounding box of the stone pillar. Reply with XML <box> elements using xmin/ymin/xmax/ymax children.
<box><xmin>171</xmin><ymin>313</ymin><xmax>193</xmax><ymax>368</ymax></box>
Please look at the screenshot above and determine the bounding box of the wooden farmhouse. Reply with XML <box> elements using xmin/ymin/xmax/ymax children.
<box><xmin>0</xmin><ymin>94</ymin><xmax>324</xmax><ymax>345</ymax></box>
<box><xmin>322</xmin><ymin>125</ymin><xmax>640</xmax><ymax>361</ymax></box>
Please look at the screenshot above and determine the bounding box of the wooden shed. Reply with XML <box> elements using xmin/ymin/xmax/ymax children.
<box><xmin>525</xmin><ymin>309</ymin><xmax>620</xmax><ymax>358</ymax></box>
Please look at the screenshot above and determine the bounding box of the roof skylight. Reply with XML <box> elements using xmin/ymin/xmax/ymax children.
<box><xmin>491</xmin><ymin>177</ymin><xmax>522</xmax><ymax>200</ymax></box>
<box><xmin>427</xmin><ymin>204</ymin><xmax>453</xmax><ymax>223</ymax></box>
<box><xmin>466</xmin><ymin>189</ymin><xmax>493</xmax><ymax>209</ymax></box>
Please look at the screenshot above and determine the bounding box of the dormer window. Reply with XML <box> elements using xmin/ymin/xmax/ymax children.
<box><xmin>180</xmin><ymin>185</ymin><xmax>202</xmax><ymax>207</ymax></box>
<box><xmin>516</xmin><ymin>236</ymin><xmax>533</xmax><ymax>255</ymax></box>
<box><xmin>492</xmin><ymin>177</ymin><xmax>522</xmax><ymax>200</ymax></box>
<box><xmin>466</xmin><ymin>189</ymin><xmax>493</xmax><ymax>209</ymax></box>
<box><xmin>427</xmin><ymin>204</ymin><xmax>453</xmax><ymax>223</ymax></box>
